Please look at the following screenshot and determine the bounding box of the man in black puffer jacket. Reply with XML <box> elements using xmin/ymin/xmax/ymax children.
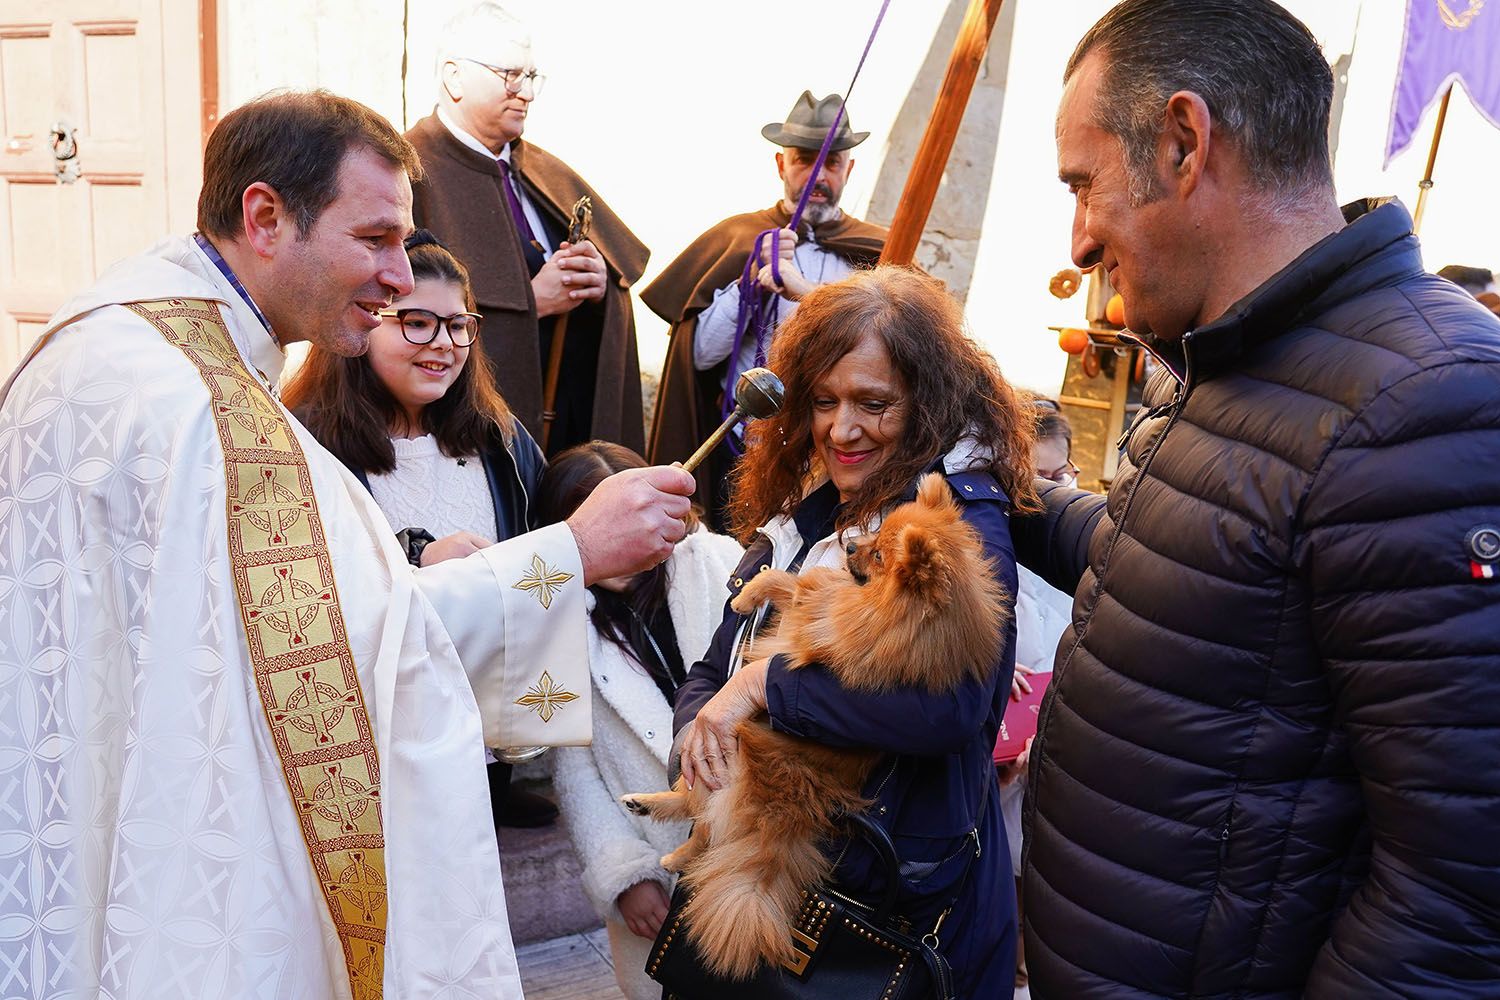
<box><xmin>1019</xmin><ymin>1</ymin><xmax>1500</xmax><ymax>997</ymax></box>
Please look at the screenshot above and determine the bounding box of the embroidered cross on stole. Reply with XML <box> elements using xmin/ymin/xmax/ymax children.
<box><xmin>128</xmin><ymin>298</ymin><xmax>387</xmax><ymax>999</ymax></box>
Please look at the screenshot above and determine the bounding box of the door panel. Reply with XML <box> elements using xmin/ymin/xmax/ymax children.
<box><xmin>0</xmin><ymin>0</ymin><xmax>199</xmax><ymax>373</ymax></box>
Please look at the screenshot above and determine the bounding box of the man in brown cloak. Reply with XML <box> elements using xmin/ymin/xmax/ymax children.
<box><xmin>644</xmin><ymin>92</ymin><xmax>886</xmax><ymax>528</ymax></box>
<box><xmin>407</xmin><ymin>2</ymin><xmax>648</xmax><ymax>457</ymax></box>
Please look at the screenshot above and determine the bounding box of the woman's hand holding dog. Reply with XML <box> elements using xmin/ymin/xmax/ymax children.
<box><xmin>617</xmin><ymin>880</ymin><xmax>670</xmax><ymax>939</ymax></box>
<box><xmin>680</xmin><ymin>657</ymin><xmax>770</xmax><ymax>791</ymax></box>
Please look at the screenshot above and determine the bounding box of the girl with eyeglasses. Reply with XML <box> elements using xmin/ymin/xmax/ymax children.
<box><xmin>282</xmin><ymin>229</ymin><xmax>559</xmax><ymax>829</ymax></box>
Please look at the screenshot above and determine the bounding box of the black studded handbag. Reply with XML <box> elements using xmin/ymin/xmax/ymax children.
<box><xmin>645</xmin><ymin>810</ymin><xmax>971</xmax><ymax>1000</ymax></box>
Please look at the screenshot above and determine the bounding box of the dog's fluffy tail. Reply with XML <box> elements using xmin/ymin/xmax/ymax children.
<box><xmin>681</xmin><ymin>834</ymin><xmax>829</xmax><ymax>979</ymax></box>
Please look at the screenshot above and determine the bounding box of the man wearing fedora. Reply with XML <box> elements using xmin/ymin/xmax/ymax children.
<box><xmin>645</xmin><ymin>92</ymin><xmax>887</xmax><ymax>528</ymax></box>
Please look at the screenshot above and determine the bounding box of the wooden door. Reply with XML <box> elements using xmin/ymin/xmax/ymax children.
<box><xmin>0</xmin><ymin>0</ymin><xmax>202</xmax><ymax>372</ymax></box>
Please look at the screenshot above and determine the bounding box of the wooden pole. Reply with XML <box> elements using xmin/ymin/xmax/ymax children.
<box><xmin>539</xmin><ymin>313</ymin><xmax>568</xmax><ymax>452</ymax></box>
<box><xmin>1412</xmin><ymin>84</ymin><xmax>1453</xmax><ymax>235</ymax></box>
<box><xmin>878</xmin><ymin>0</ymin><xmax>1006</xmax><ymax>266</ymax></box>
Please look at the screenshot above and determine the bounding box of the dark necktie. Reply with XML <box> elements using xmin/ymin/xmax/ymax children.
<box><xmin>497</xmin><ymin>159</ymin><xmax>547</xmax><ymax>277</ymax></box>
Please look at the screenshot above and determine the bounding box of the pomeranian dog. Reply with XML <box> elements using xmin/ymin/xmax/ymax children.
<box><xmin>622</xmin><ymin>473</ymin><xmax>1008</xmax><ymax>979</ymax></box>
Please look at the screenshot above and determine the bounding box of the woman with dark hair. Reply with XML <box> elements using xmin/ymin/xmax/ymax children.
<box><xmin>281</xmin><ymin>230</ymin><xmax>557</xmax><ymax>827</ymax></box>
<box><xmin>672</xmin><ymin>266</ymin><xmax>1037</xmax><ymax>997</ymax></box>
<box><xmin>538</xmin><ymin>442</ymin><xmax>743</xmax><ymax>1000</ymax></box>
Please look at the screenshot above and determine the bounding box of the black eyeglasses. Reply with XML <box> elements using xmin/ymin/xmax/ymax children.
<box><xmin>464</xmin><ymin>59</ymin><xmax>546</xmax><ymax>97</ymax></box>
<box><xmin>378</xmin><ymin>308</ymin><xmax>482</xmax><ymax>347</ymax></box>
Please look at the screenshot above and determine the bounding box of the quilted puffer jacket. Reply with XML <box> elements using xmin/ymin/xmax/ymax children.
<box><xmin>1017</xmin><ymin>199</ymin><xmax>1500</xmax><ymax>999</ymax></box>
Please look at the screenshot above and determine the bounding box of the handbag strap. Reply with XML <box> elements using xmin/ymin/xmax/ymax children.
<box><xmin>837</xmin><ymin>753</ymin><xmax>995</xmax><ymax>924</ymax></box>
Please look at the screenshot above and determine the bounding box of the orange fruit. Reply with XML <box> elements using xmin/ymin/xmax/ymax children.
<box><xmin>1105</xmin><ymin>293</ymin><xmax>1126</xmax><ymax>327</ymax></box>
<box><xmin>1058</xmin><ymin>327</ymin><xmax>1089</xmax><ymax>355</ymax></box>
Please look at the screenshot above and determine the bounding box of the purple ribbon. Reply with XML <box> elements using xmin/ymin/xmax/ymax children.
<box><xmin>498</xmin><ymin>158</ymin><xmax>545</xmax><ymax>265</ymax></box>
<box><xmin>719</xmin><ymin>0</ymin><xmax>892</xmax><ymax>441</ymax></box>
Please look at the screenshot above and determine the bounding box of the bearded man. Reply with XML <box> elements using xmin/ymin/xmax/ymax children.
<box><xmin>645</xmin><ymin>92</ymin><xmax>886</xmax><ymax>527</ymax></box>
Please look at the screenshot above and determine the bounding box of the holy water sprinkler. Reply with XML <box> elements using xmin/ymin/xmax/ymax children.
<box><xmin>680</xmin><ymin>367</ymin><xmax>785</xmax><ymax>473</ymax></box>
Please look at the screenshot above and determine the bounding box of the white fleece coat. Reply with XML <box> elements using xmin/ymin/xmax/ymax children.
<box><xmin>551</xmin><ymin>528</ymin><xmax>745</xmax><ymax>1000</ymax></box>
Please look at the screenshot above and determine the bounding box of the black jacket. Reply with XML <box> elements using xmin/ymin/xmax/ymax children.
<box><xmin>1018</xmin><ymin>200</ymin><xmax>1500</xmax><ymax>998</ymax></box>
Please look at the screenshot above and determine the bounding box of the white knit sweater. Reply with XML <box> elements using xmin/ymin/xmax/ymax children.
<box><xmin>366</xmin><ymin>434</ymin><xmax>497</xmax><ymax>541</ymax></box>
<box><xmin>550</xmin><ymin>527</ymin><xmax>745</xmax><ymax>1000</ymax></box>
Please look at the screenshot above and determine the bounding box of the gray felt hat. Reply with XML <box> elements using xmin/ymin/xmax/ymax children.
<box><xmin>761</xmin><ymin>91</ymin><xmax>869</xmax><ymax>151</ymax></box>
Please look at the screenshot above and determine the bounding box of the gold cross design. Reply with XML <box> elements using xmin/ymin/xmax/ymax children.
<box><xmin>513</xmin><ymin>553</ymin><xmax>574</xmax><ymax>610</ymax></box>
<box><xmin>232</xmin><ymin>467</ymin><xmax>314</xmax><ymax>546</ymax></box>
<box><xmin>246</xmin><ymin>565</ymin><xmax>336</xmax><ymax>646</ymax></box>
<box><xmin>515</xmin><ymin>670</ymin><xmax>579</xmax><ymax>723</ymax></box>
<box><xmin>348</xmin><ymin>939</ymin><xmax>384</xmax><ymax>1000</ymax></box>
<box><xmin>302</xmin><ymin>761</ymin><xmax>381</xmax><ymax>836</ymax></box>
<box><xmin>215</xmin><ymin>379</ymin><xmax>283</xmax><ymax>447</ymax></box>
<box><xmin>270</xmin><ymin>667</ymin><xmax>363</xmax><ymax>747</ymax></box>
<box><xmin>324</xmin><ymin>850</ymin><xmax>388</xmax><ymax>926</ymax></box>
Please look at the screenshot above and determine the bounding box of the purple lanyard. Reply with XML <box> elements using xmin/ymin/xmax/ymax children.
<box><xmin>194</xmin><ymin>232</ymin><xmax>279</xmax><ymax>346</ymax></box>
<box><xmin>721</xmin><ymin>0</ymin><xmax>892</xmax><ymax>435</ymax></box>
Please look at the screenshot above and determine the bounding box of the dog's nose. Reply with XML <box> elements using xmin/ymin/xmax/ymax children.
<box><xmin>845</xmin><ymin>542</ymin><xmax>857</xmax><ymax>555</ymax></box>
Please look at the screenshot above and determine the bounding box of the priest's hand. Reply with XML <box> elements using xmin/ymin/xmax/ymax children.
<box><xmin>679</xmin><ymin>657</ymin><xmax>769</xmax><ymax>792</ymax></box>
<box><xmin>533</xmin><ymin>240</ymin><xmax>607</xmax><ymax>317</ymax></box>
<box><xmin>420</xmin><ymin>530</ymin><xmax>493</xmax><ymax>566</ymax></box>
<box><xmin>756</xmin><ymin>228</ymin><xmax>812</xmax><ymax>301</ymax></box>
<box><xmin>568</xmin><ymin>465</ymin><xmax>694</xmax><ymax>585</ymax></box>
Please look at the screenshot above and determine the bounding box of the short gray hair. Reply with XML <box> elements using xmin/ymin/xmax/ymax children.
<box><xmin>1066</xmin><ymin>0</ymin><xmax>1334</xmax><ymax>206</ymax></box>
<box><xmin>434</xmin><ymin>2</ymin><xmax>528</xmax><ymax>79</ymax></box>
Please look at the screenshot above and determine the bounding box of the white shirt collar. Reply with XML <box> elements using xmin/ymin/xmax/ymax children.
<box><xmin>437</xmin><ymin>106</ymin><xmax>509</xmax><ymax>162</ymax></box>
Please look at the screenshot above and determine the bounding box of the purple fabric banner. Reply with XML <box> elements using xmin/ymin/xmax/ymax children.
<box><xmin>1386</xmin><ymin>0</ymin><xmax>1500</xmax><ymax>164</ymax></box>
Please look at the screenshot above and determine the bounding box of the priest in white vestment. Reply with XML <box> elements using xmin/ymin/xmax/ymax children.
<box><xmin>0</xmin><ymin>91</ymin><xmax>691</xmax><ymax>1000</ymax></box>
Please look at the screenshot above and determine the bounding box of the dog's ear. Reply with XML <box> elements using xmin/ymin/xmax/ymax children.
<box><xmin>895</xmin><ymin>523</ymin><xmax>950</xmax><ymax>597</ymax></box>
<box><xmin>916</xmin><ymin>473</ymin><xmax>953</xmax><ymax>510</ymax></box>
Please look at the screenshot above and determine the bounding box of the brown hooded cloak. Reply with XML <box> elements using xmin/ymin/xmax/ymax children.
<box><xmin>643</xmin><ymin>204</ymin><xmax>885</xmax><ymax>526</ymax></box>
<box><xmin>407</xmin><ymin>113</ymin><xmax>650</xmax><ymax>454</ymax></box>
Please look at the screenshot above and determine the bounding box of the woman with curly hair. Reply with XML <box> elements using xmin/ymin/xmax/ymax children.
<box><xmin>671</xmin><ymin>266</ymin><xmax>1037</xmax><ymax>997</ymax></box>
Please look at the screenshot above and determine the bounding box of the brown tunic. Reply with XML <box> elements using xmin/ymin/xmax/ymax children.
<box><xmin>643</xmin><ymin>205</ymin><xmax>885</xmax><ymax>525</ymax></box>
<box><xmin>406</xmin><ymin>113</ymin><xmax>650</xmax><ymax>454</ymax></box>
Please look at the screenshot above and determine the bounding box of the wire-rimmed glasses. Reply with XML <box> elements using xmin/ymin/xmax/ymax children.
<box><xmin>464</xmin><ymin>59</ymin><xmax>547</xmax><ymax>98</ymax></box>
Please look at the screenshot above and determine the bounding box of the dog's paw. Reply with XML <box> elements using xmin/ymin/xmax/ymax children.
<box><xmin>729</xmin><ymin>590</ymin><xmax>760</xmax><ymax>614</ymax></box>
<box><xmin>620</xmin><ymin>795</ymin><xmax>649</xmax><ymax>816</ymax></box>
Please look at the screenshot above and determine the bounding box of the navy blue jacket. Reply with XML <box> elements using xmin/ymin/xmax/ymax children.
<box><xmin>1018</xmin><ymin>199</ymin><xmax>1500</xmax><ymax>998</ymax></box>
<box><xmin>674</xmin><ymin>469</ymin><xmax>1020</xmax><ymax>998</ymax></box>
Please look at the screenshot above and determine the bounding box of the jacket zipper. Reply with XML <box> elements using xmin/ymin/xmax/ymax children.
<box><xmin>1028</xmin><ymin>330</ymin><xmax>1198</xmax><ymax>791</ymax></box>
<box><xmin>507</xmin><ymin>446</ymin><xmax>530</xmax><ymax>527</ymax></box>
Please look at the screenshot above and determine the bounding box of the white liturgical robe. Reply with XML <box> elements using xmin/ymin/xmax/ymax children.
<box><xmin>0</xmin><ymin>236</ymin><xmax>593</xmax><ymax>998</ymax></box>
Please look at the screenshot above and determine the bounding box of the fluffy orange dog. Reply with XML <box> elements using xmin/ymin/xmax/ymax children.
<box><xmin>623</xmin><ymin>473</ymin><xmax>1008</xmax><ymax>979</ymax></box>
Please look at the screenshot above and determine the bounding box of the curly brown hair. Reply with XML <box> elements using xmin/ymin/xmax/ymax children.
<box><xmin>728</xmin><ymin>266</ymin><xmax>1038</xmax><ymax>541</ymax></box>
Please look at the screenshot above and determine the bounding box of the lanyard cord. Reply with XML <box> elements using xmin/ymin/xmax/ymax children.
<box><xmin>193</xmin><ymin>232</ymin><xmax>280</xmax><ymax>346</ymax></box>
<box><xmin>720</xmin><ymin>0</ymin><xmax>894</xmax><ymax>439</ymax></box>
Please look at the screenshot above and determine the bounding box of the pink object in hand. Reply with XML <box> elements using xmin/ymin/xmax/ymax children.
<box><xmin>993</xmin><ymin>672</ymin><xmax>1052</xmax><ymax>764</ymax></box>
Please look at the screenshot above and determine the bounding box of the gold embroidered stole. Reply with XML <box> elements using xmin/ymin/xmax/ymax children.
<box><xmin>128</xmin><ymin>299</ymin><xmax>386</xmax><ymax>999</ymax></box>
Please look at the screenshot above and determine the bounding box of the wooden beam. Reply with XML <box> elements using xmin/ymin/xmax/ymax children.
<box><xmin>878</xmin><ymin>0</ymin><xmax>1006</xmax><ymax>266</ymax></box>
<box><xmin>199</xmin><ymin>0</ymin><xmax>219</xmax><ymax>147</ymax></box>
